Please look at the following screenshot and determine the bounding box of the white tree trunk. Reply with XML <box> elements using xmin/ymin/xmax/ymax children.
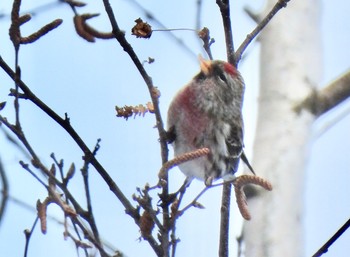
<box><xmin>243</xmin><ymin>1</ymin><xmax>322</xmax><ymax>256</ymax></box>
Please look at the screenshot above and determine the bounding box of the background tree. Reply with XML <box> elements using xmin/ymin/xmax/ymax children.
<box><xmin>0</xmin><ymin>1</ymin><xmax>349</xmax><ymax>257</ymax></box>
<box><xmin>243</xmin><ymin>1</ymin><xmax>350</xmax><ymax>257</ymax></box>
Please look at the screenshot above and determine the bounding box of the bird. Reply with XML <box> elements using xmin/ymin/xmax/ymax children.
<box><xmin>167</xmin><ymin>57</ymin><xmax>255</xmax><ymax>185</ymax></box>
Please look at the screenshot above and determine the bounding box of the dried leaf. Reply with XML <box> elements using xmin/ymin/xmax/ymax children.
<box><xmin>198</xmin><ymin>27</ymin><xmax>210</xmax><ymax>41</ymax></box>
<box><xmin>131</xmin><ymin>18</ymin><xmax>152</xmax><ymax>38</ymax></box>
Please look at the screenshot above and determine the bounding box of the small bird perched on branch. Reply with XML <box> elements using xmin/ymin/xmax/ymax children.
<box><xmin>167</xmin><ymin>57</ymin><xmax>255</xmax><ymax>185</ymax></box>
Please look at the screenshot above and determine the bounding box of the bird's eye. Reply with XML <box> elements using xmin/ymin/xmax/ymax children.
<box><xmin>218</xmin><ymin>72</ymin><xmax>227</xmax><ymax>83</ymax></box>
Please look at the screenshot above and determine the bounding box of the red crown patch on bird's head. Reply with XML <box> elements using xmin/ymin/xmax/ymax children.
<box><xmin>223</xmin><ymin>62</ymin><xmax>237</xmax><ymax>77</ymax></box>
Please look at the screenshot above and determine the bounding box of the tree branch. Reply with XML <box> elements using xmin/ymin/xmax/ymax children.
<box><xmin>0</xmin><ymin>55</ymin><xmax>138</xmax><ymax>221</ymax></box>
<box><xmin>101</xmin><ymin>0</ymin><xmax>168</xmax><ymax>165</ymax></box>
<box><xmin>312</xmin><ymin>218</ymin><xmax>350</xmax><ymax>257</ymax></box>
<box><xmin>219</xmin><ymin>183</ymin><xmax>231</xmax><ymax>257</ymax></box>
<box><xmin>235</xmin><ymin>0</ymin><xmax>290</xmax><ymax>64</ymax></box>
<box><xmin>0</xmin><ymin>157</ymin><xmax>9</xmax><ymax>227</ymax></box>
<box><xmin>216</xmin><ymin>0</ymin><xmax>235</xmax><ymax>65</ymax></box>
<box><xmin>23</xmin><ymin>217</ymin><xmax>39</xmax><ymax>257</ymax></box>
<box><xmin>216</xmin><ymin>1</ymin><xmax>235</xmax><ymax>256</ymax></box>
<box><xmin>295</xmin><ymin>69</ymin><xmax>350</xmax><ymax>117</ymax></box>
<box><xmin>101</xmin><ymin>2</ymin><xmax>173</xmax><ymax>256</ymax></box>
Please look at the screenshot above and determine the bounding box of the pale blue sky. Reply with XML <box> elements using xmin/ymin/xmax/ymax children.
<box><xmin>0</xmin><ymin>1</ymin><xmax>349</xmax><ymax>257</ymax></box>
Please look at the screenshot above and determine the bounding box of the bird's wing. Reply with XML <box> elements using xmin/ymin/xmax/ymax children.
<box><xmin>225</xmin><ymin>122</ymin><xmax>256</xmax><ymax>175</ymax></box>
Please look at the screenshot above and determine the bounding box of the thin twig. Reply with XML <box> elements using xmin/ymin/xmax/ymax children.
<box><xmin>0</xmin><ymin>125</ymin><xmax>30</xmax><ymax>159</ymax></box>
<box><xmin>295</xmin><ymin>69</ymin><xmax>350</xmax><ymax>117</ymax></box>
<box><xmin>23</xmin><ymin>217</ymin><xmax>39</xmax><ymax>257</ymax></box>
<box><xmin>219</xmin><ymin>183</ymin><xmax>231</xmax><ymax>257</ymax></box>
<box><xmin>80</xmin><ymin>139</ymin><xmax>106</xmax><ymax>256</ymax></box>
<box><xmin>0</xmin><ymin>157</ymin><xmax>9</xmax><ymax>226</ymax></box>
<box><xmin>216</xmin><ymin>1</ymin><xmax>236</xmax><ymax>256</ymax></box>
<box><xmin>0</xmin><ymin>55</ymin><xmax>138</xmax><ymax>220</ymax></box>
<box><xmin>9</xmin><ymin>0</ymin><xmax>21</xmax><ymax>128</ymax></box>
<box><xmin>195</xmin><ymin>0</ymin><xmax>203</xmax><ymax>31</ymax></box>
<box><xmin>50</xmin><ymin>153</ymin><xmax>64</xmax><ymax>181</ymax></box>
<box><xmin>235</xmin><ymin>0</ymin><xmax>290</xmax><ymax>64</ymax></box>
<box><xmin>0</xmin><ymin>93</ymin><xmax>113</xmax><ymax>256</ymax></box>
<box><xmin>101</xmin><ymin>2</ymin><xmax>169</xmax><ymax>256</ymax></box>
<box><xmin>19</xmin><ymin>158</ymin><xmax>108</xmax><ymax>254</ymax></box>
<box><xmin>177</xmin><ymin>186</ymin><xmax>210</xmax><ymax>215</ymax></box>
<box><xmin>101</xmin><ymin>0</ymin><xmax>168</xmax><ymax>164</ymax></box>
<box><xmin>133</xmin><ymin>188</ymin><xmax>164</xmax><ymax>231</ymax></box>
<box><xmin>70</xmin><ymin>215</ymin><xmax>113</xmax><ymax>256</ymax></box>
<box><xmin>216</xmin><ymin>0</ymin><xmax>235</xmax><ymax>65</ymax></box>
<box><xmin>312</xmin><ymin>218</ymin><xmax>350</xmax><ymax>257</ymax></box>
<box><xmin>175</xmin><ymin>180</ymin><xmax>228</xmax><ymax>217</ymax></box>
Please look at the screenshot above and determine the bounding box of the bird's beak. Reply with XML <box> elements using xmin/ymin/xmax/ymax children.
<box><xmin>199</xmin><ymin>55</ymin><xmax>212</xmax><ymax>75</ymax></box>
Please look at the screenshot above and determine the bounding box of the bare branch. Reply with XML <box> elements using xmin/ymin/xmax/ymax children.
<box><xmin>219</xmin><ymin>183</ymin><xmax>231</xmax><ymax>257</ymax></box>
<box><xmin>0</xmin><ymin>158</ymin><xmax>9</xmax><ymax>227</ymax></box>
<box><xmin>0</xmin><ymin>56</ymin><xmax>138</xmax><ymax>221</ymax></box>
<box><xmin>216</xmin><ymin>0</ymin><xmax>235</xmax><ymax>65</ymax></box>
<box><xmin>312</xmin><ymin>218</ymin><xmax>350</xmax><ymax>257</ymax></box>
<box><xmin>23</xmin><ymin>217</ymin><xmax>39</xmax><ymax>257</ymax></box>
<box><xmin>101</xmin><ymin>0</ymin><xmax>168</xmax><ymax>165</ymax></box>
<box><xmin>295</xmin><ymin>69</ymin><xmax>350</xmax><ymax>117</ymax></box>
<box><xmin>215</xmin><ymin>1</ymin><xmax>237</xmax><ymax>256</ymax></box>
<box><xmin>198</xmin><ymin>27</ymin><xmax>215</xmax><ymax>60</ymax></box>
<box><xmin>235</xmin><ymin>0</ymin><xmax>290</xmax><ymax>64</ymax></box>
<box><xmin>101</xmin><ymin>3</ymin><xmax>174</xmax><ymax>255</ymax></box>
<box><xmin>80</xmin><ymin>139</ymin><xmax>105</xmax><ymax>254</ymax></box>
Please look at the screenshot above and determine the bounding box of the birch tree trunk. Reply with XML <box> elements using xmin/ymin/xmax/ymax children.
<box><xmin>243</xmin><ymin>1</ymin><xmax>322</xmax><ymax>256</ymax></box>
